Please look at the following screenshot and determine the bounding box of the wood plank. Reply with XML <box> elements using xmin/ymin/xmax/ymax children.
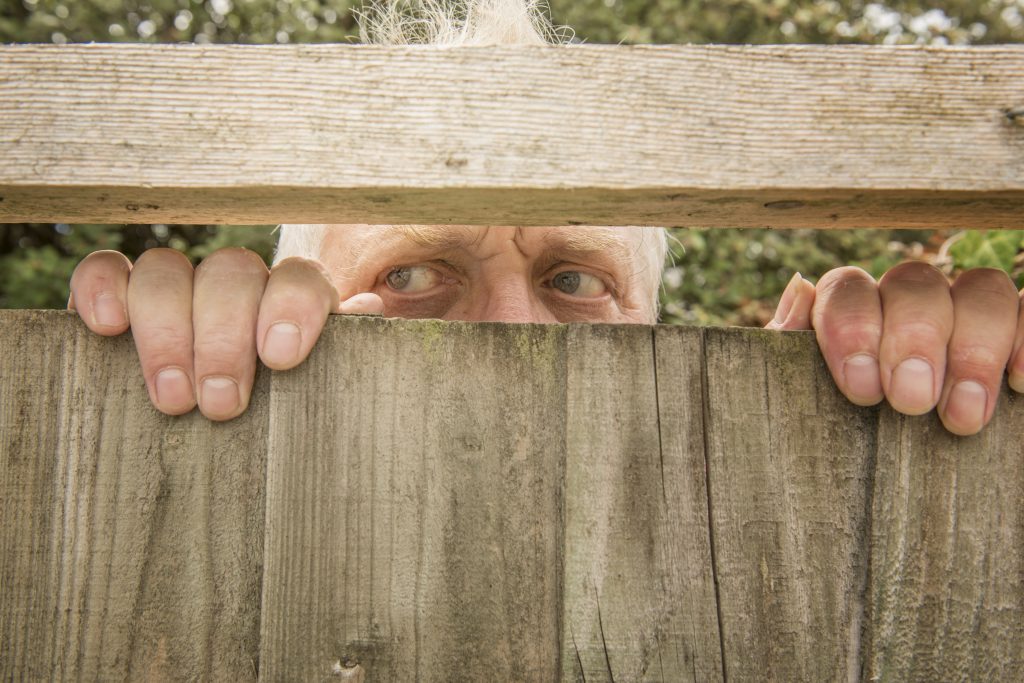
<box><xmin>560</xmin><ymin>324</ymin><xmax>723</xmax><ymax>681</ymax></box>
<box><xmin>259</xmin><ymin>317</ymin><xmax>567</xmax><ymax>681</ymax></box>
<box><xmin>0</xmin><ymin>310</ymin><xmax>265</xmax><ymax>681</ymax></box>
<box><xmin>701</xmin><ymin>328</ymin><xmax>877</xmax><ymax>681</ymax></box>
<box><xmin>865</xmin><ymin>403</ymin><xmax>1024</xmax><ymax>681</ymax></box>
<box><xmin>2</xmin><ymin>44</ymin><xmax>1023</xmax><ymax>227</ymax></box>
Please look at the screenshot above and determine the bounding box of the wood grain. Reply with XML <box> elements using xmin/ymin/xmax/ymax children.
<box><xmin>865</xmin><ymin>404</ymin><xmax>1024</xmax><ymax>681</ymax></box>
<box><xmin>2</xmin><ymin>44</ymin><xmax>1023</xmax><ymax>227</ymax></box>
<box><xmin>701</xmin><ymin>328</ymin><xmax>878</xmax><ymax>682</ymax></box>
<box><xmin>4</xmin><ymin>313</ymin><xmax>1024</xmax><ymax>679</ymax></box>
<box><xmin>0</xmin><ymin>310</ymin><xmax>265</xmax><ymax>681</ymax></box>
<box><xmin>560</xmin><ymin>324</ymin><xmax>723</xmax><ymax>682</ymax></box>
<box><xmin>260</xmin><ymin>318</ymin><xmax>568</xmax><ymax>682</ymax></box>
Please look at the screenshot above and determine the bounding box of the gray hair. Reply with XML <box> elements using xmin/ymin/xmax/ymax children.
<box><xmin>275</xmin><ymin>0</ymin><xmax>667</xmax><ymax>319</ymax></box>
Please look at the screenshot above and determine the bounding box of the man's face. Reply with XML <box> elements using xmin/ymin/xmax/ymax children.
<box><xmin>319</xmin><ymin>225</ymin><xmax>658</xmax><ymax>324</ymax></box>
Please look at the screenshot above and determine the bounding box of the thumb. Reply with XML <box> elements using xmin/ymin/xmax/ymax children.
<box><xmin>337</xmin><ymin>292</ymin><xmax>385</xmax><ymax>316</ymax></box>
<box><xmin>765</xmin><ymin>273</ymin><xmax>815</xmax><ymax>330</ymax></box>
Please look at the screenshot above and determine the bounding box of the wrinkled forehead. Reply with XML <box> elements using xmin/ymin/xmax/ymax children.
<box><xmin>323</xmin><ymin>224</ymin><xmax>650</xmax><ymax>266</ymax></box>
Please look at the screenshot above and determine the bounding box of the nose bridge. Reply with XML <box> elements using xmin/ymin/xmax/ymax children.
<box><xmin>481</xmin><ymin>277</ymin><xmax>551</xmax><ymax>323</ymax></box>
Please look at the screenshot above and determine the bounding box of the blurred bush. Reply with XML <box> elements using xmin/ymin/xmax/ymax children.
<box><xmin>2</xmin><ymin>0</ymin><xmax>1021</xmax><ymax>320</ymax></box>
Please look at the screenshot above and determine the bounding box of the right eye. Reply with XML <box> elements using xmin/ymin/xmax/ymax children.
<box><xmin>385</xmin><ymin>266</ymin><xmax>443</xmax><ymax>293</ymax></box>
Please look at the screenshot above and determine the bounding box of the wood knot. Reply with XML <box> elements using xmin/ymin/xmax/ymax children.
<box><xmin>1004</xmin><ymin>107</ymin><xmax>1024</xmax><ymax>126</ymax></box>
<box><xmin>330</xmin><ymin>660</ymin><xmax>365</xmax><ymax>681</ymax></box>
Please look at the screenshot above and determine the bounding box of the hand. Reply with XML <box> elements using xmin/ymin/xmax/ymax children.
<box><xmin>69</xmin><ymin>248</ymin><xmax>384</xmax><ymax>421</ymax></box>
<box><xmin>767</xmin><ymin>264</ymin><xmax>1023</xmax><ymax>436</ymax></box>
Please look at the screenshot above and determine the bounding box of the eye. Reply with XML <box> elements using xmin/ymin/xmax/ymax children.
<box><xmin>385</xmin><ymin>266</ymin><xmax>443</xmax><ymax>293</ymax></box>
<box><xmin>550</xmin><ymin>270</ymin><xmax>607</xmax><ymax>297</ymax></box>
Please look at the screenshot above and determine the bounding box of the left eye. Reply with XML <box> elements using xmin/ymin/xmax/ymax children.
<box><xmin>550</xmin><ymin>271</ymin><xmax>607</xmax><ymax>297</ymax></box>
<box><xmin>385</xmin><ymin>266</ymin><xmax>443</xmax><ymax>293</ymax></box>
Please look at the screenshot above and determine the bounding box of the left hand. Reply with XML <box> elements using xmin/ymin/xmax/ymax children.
<box><xmin>766</xmin><ymin>263</ymin><xmax>1023</xmax><ymax>436</ymax></box>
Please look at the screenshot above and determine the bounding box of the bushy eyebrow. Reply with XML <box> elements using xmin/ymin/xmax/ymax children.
<box><xmin>349</xmin><ymin>224</ymin><xmax>474</xmax><ymax>266</ymax></box>
<box><xmin>349</xmin><ymin>224</ymin><xmax>638</xmax><ymax>280</ymax></box>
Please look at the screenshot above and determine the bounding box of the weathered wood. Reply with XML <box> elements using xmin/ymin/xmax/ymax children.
<box><xmin>865</xmin><ymin>404</ymin><xmax>1024</xmax><ymax>681</ymax></box>
<box><xmin>3</xmin><ymin>312</ymin><xmax>1024</xmax><ymax>680</ymax></box>
<box><xmin>561</xmin><ymin>324</ymin><xmax>722</xmax><ymax>682</ymax></box>
<box><xmin>0</xmin><ymin>310</ymin><xmax>265</xmax><ymax>681</ymax></box>
<box><xmin>701</xmin><ymin>328</ymin><xmax>878</xmax><ymax>682</ymax></box>
<box><xmin>2</xmin><ymin>44</ymin><xmax>1023</xmax><ymax>227</ymax></box>
<box><xmin>260</xmin><ymin>318</ymin><xmax>567</xmax><ymax>681</ymax></box>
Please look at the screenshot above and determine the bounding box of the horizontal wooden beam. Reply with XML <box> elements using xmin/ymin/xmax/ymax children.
<box><xmin>2</xmin><ymin>44</ymin><xmax>1023</xmax><ymax>227</ymax></box>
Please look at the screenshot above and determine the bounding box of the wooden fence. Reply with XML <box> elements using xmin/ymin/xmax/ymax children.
<box><xmin>2</xmin><ymin>43</ymin><xmax>1024</xmax><ymax>681</ymax></box>
<box><xmin>3</xmin><ymin>311</ymin><xmax>1023</xmax><ymax>681</ymax></box>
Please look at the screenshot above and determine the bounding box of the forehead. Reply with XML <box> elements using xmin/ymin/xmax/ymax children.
<box><xmin>323</xmin><ymin>224</ymin><xmax>646</xmax><ymax>265</ymax></box>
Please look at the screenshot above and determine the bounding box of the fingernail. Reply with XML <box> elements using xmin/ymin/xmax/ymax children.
<box><xmin>1010</xmin><ymin>370</ymin><xmax>1024</xmax><ymax>394</ymax></box>
<box><xmin>774</xmin><ymin>272</ymin><xmax>802</xmax><ymax>324</ymax></box>
<box><xmin>889</xmin><ymin>357</ymin><xmax>935</xmax><ymax>415</ymax></box>
<box><xmin>155</xmin><ymin>368</ymin><xmax>193</xmax><ymax>413</ymax></box>
<box><xmin>263</xmin><ymin>322</ymin><xmax>301</xmax><ymax>366</ymax></box>
<box><xmin>92</xmin><ymin>292</ymin><xmax>126</xmax><ymax>328</ymax></box>
<box><xmin>200</xmin><ymin>377</ymin><xmax>239</xmax><ymax>417</ymax></box>
<box><xmin>842</xmin><ymin>353</ymin><xmax>881</xmax><ymax>404</ymax></box>
<box><xmin>945</xmin><ymin>380</ymin><xmax>987</xmax><ymax>434</ymax></box>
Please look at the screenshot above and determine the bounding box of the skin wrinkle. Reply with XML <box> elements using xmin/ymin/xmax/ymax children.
<box><xmin>316</xmin><ymin>223</ymin><xmax>660</xmax><ymax>322</ymax></box>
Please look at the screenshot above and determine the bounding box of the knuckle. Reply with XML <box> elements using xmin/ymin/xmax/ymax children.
<box><xmin>71</xmin><ymin>250</ymin><xmax>132</xmax><ymax>287</ymax></box>
<box><xmin>825</xmin><ymin>317</ymin><xmax>882</xmax><ymax>349</ymax></box>
<box><xmin>193</xmin><ymin>325</ymin><xmax>253</xmax><ymax>360</ymax></box>
<box><xmin>267</xmin><ymin>257</ymin><xmax>338</xmax><ymax>307</ymax></box>
<box><xmin>952</xmin><ymin>268</ymin><xmax>1017</xmax><ymax>300</ymax></box>
<box><xmin>880</xmin><ymin>261</ymin><xmax>948</xmax><ymax>289</ymax></box>
<box><xmin>134</xmin><ymin>247</ymin><xmax>193</xmax><ymax>271</ymax></box>
<box><xmin>79</xmin><ymin>249</ymin><xmax>132</xmax><ymax>272</ymax></box>
<box><xmin>886</xmin><ymin>319</ymin><xmax>950</xmax><ymax>350</ymax></box>
<box><xmin>270</xmin><ymin>255</ymin><xmax>333</xmax><ymax>286</ymax></box>
<box><xmin>817</xmin><ymin>266</ymin><xmax>875</xmax><ymax>293</ymax></box>
<box><xmin>195</xmin><ymin>247</ymin><xmax>268</xmax><ymax>277</ymax></box>
<box><xmin>815</xmin><ymin>267</ymin><xmax>878</xmax><ymax>309</ymax></box>
<box><xmin>948</xmin><ymin>343</ymin><xmax>1008</xmax><ymax>376</ymax></box>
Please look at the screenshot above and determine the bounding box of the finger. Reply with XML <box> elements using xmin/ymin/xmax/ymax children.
<box><xmin>810</xmin><ymin>266</ymin><xmax>884</xmax><ymax>406</ymax></box>
<box><xmin>256</xmin><ymin>257</ymin><xmax>338</xmax><ymax>370</ymax></box>
<box><xmin>765</xmin><ymin>273</ymin><xmax>815</xmax><ymax>331</ymax></box>
<box><xmin>339</xmin><ymin>292</ymin><xmax>385</xmax><ymax>316</ymax></box>
<box><xmin>1007</xmin><ymin>289</ymin><xmax>1024</xmax><ymax>393</ymax></box>
<box><xmin>878</xmin><ymin>262</ymin><xmax>953</xmax><ymax>416</ymax></box>
<box><xmin>192</xmin><ymin>248</ymin><xmax>269</xmax><ymax>421</ymax></box>
<box><xmin>936</xmin><ymin>268</ymin><xmax>1017</xmax><ymax>435</ymax></box>
<box><xmin>68</xmin><ymin>250</ymin><xmax>132</xmax><ymax>335</ymax></box>
<box><xmin>126</xmin><ymin>249</ymin><xmax>196</xmax><ymax>415</ymax></box>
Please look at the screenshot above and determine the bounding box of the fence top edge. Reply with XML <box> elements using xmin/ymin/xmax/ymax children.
<box><xmin>3</xmin><ymin>42</ymin><xmax>1024</xmax><ymax>55</ymax></box>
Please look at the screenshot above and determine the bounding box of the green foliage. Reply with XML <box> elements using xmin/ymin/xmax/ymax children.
<box><xmin>659</xmin><ymin>228</ymin><xmax>932</xmax><ymax>326</ymax></box>
<box><xmin>548</xmin><ymin>0</ymin><xmax>1024</xmax><ymax>46</ymax></box>
<box><xmin>1</xmin><ymin>0</ymin><xmax>1022</xmax><ymax>318</ymax></box>
<box><xmin>948</xmin><ymin>230</ymin><xmax>1024</xmax><ymax>286</ymax></box>
<box><xmin>0</xmin><ymin>224</ymin><xmax>275</xmax><ymax>308</ymax></box>
<box><xmin>0</xmin><ymin>0</ymin><xmax>361</xmax><ymax>44</ymax></box>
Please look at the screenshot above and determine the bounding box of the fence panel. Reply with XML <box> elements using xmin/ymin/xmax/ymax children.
<box><xmin>2</xmin><ymin>311</ymin><xmax>1024</xmax><ymax>680</ymax></box>
<box><xmin>867</xmin><ymin>403</ymin><xmax>1024</xmax><ymax>680</ymax></box>
<box><xmin>0</xmin><ymin>311</ymin><xmax>265</xmax><ymax>681</ymax></box>
<box><xmin>259</xmin><ymin>318</ymin><xmax>567</xmax><ymax>681</ymax></box>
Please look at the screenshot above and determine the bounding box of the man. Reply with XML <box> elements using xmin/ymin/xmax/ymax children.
<box><xmin>67</xmin><ymin>1</ymin><xmax>1024</xmax><ymax>436</ymax></box>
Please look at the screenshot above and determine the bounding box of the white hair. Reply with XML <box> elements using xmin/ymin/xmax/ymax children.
<box><xmin>275</xmin><ymin>0</ymin><xmax>668</xmax><ymax>319</ymax></box>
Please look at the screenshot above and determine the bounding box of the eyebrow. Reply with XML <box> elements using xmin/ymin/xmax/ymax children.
<box><xmin>348</xmin><ymin>224</ymin><xmax>640</xmax><ymax>280</ymax></box>
<box><xmin>349</xmin><ymin>224</ymin><xmax>475</xmax><ymax>266</ymax></box>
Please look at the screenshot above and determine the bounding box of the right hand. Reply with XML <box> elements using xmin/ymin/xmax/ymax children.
<box><xmin>68</xmin><ymin>248</ymin><xmax>384</xmax><ymax>421</ymax></box>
